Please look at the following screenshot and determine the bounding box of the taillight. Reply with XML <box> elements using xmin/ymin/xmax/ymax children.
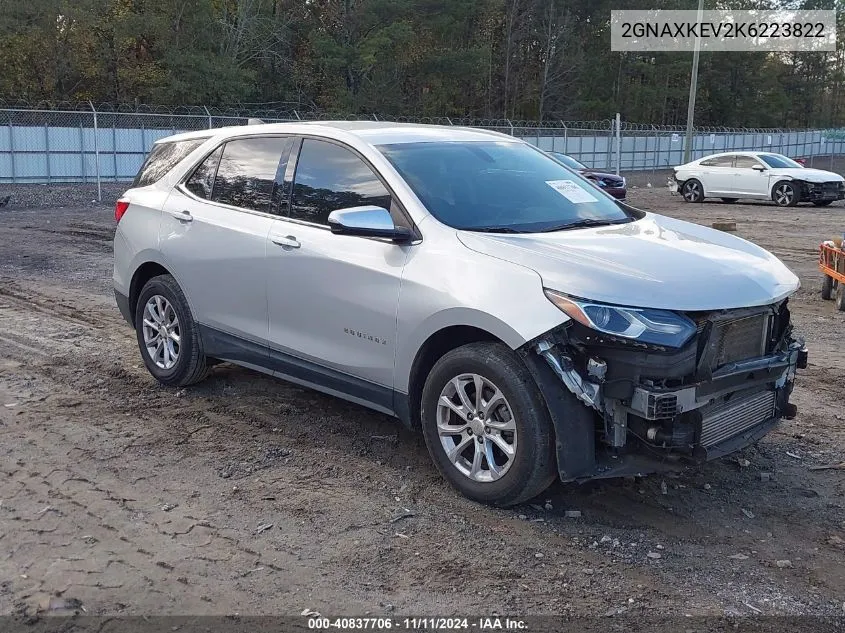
<box><xmin>115</xmin><ymin>198</ymin><xmax>130</xmax><ymax>223</ymax></box>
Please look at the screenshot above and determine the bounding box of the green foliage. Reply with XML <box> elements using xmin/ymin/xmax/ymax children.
<box><xmin>0</xmin><ymin>0</ymin><xmax>843</xmax><ymax>126</ymax></box>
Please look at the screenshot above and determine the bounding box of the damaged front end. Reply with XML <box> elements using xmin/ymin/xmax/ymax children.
<box><xmin>520</xmin><ymin>299</ymin><xmax>808</xmax><ymax>482</ymax></box>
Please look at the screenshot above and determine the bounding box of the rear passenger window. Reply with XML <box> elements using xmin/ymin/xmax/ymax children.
<box><xmin>133</xmin><ymin>138</ymin><xmax>208</xmax><ymax>187</ymax></box>
<box><xmin>700</xmin><ymin>155</ymin><xmax>734</xmax><ymax>167</ymax></box>
<box><xmin>290</xmin><ymin>139</ymin><xmax>393</xmax><ymax>225</ymax></box>
<box><xmin>212</xmin><ymin>137</ymin><xmax>293</xmax><ymax>214</ymax></box>
<box><xmin>185</xmin><ymin>146</ymin><xmax>223</xmax><ymax>199</ymax></box>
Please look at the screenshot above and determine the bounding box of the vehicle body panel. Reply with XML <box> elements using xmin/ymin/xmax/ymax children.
<box><xmin>265</xmin><ymin>218</ymin><xmax>409</xmax><ymax>388</ymax></box>
<box><xmin>159</xmin><ymin>186</ymin><xmax>273</xmax><ymax>344</ymax></box>
<box><xmin>457</xmin><ymin>213</ymin><xmax>800</xmax><ymax>311</ymax></box>
<box><xmin>392</xmin><ymin>217</ymin><xmax>567</xmax><ymax>393</ymax></box>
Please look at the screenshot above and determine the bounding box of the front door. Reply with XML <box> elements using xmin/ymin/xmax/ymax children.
<box><xmin>265</xmin><ymin>138</ymin><xmax>410</xmax><ymax>409</ymax></box>
<box><xmin>731</xmin><ymin>154</ymin><xmax>771</xmax><ymax>197</ymax></box>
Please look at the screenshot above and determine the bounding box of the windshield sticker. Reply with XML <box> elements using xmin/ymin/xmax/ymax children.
<box><xmin>546</xmin><ymin>179</ymin><xmax>598</xmax><ymax>204</ymax></box>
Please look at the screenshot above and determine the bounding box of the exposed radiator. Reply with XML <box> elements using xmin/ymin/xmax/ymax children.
<box><xmin>711</xmin><ymin>313</ymin><xmax>768</xmax><ymax>368</ymax></box>
<box><xmin>699</xmin><ymin>389</ymin><xmax>776</xmax><ymax>447</ymax></box>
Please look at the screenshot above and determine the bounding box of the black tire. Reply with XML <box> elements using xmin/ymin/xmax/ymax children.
<box><xmin>420</xmin><ymin>342</ymin><xmax>557</xmax><ymax>506</ymax></box>
<box><xmin>836</xmin><ymin>283</ymin><xmax>845</xmax><ymax>312</ymax></box>
<box><xmin>720</xmin><ymin>198</ymin><xmax>739</xmax><ymax>203</ymax></box>
<box><xmin>134</xmin><ymin>274</ymin><xmax>208</xmax><ymax>387</ymax></box>
<box><xmin>813</xmin><ymin>200</ymin><xmax>834</xmax><ymax>207</ymax></box>
<box><xmin>681</xmin><ymin>179</ymin><xmax>704</xmax><ymax>203</ymax></box>
<box><xmin>822</xmin><ymin>274</ymin><xmax>834</xmax><ymax>300</ymax></box>
<box><xmin>772</xmin><ymin>181</ymin><xmax>799</xmax><ymax>207</ymax></box>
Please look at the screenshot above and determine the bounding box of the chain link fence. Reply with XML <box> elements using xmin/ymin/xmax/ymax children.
<box><xmin>3</xmin><ymin>100</ymin><xmax>845</xmax><ymax>199</ymax></box>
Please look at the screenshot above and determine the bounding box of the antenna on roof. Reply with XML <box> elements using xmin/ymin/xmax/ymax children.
<box><xmin>246</xmin><ymin>118</ymin><xmax>265</xmax><ymax>125</ymax></box>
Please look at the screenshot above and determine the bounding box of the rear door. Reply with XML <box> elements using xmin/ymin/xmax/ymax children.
<box><xmin>265</xmin><ymin>137</ymin><xmax>411</xmax><ymax>407</ymax></box>
<box><xmin>160</xmin><ymin>135</ymin><xmax>294</xmax><ymax>350</ymax></box>
<box><xmin>698</xmin><ymin>155</ymin><xmax>735</xmax><ymax>194</ymax></box>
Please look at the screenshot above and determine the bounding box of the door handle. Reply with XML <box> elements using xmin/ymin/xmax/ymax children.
<box><xmin>271</xmin><ymin>235</ymin><xmax>300</xmax><ymax>249</ymax></box>
<box><xmin>170</xmin><ymin>209</ymin><xmax>193</xmax><ymax>222</ymax></box>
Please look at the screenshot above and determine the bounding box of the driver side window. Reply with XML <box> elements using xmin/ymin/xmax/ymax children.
<box><xmin>290</xmin><ymin>139</ymin><xmax>393</xmax><ymax>225</ymax></box>
<box><xmin>734</xmin><ymin>156</ymin><xmax>764</xmax><ymax>169</ymax></box>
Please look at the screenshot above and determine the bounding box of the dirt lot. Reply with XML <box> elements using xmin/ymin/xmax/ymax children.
<box><xmin>1</xmin><ymin>183</ymin><xmax>844</xmax><ymax>619</ymax></box>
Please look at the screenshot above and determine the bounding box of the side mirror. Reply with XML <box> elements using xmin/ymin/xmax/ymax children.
<box><xmin>752</xmin><ymin>164</ymin><xmax>766</xmax><ymax>171</ymax></box>
<box><xmin>327</xmin><ymin>206</ymin><xmax>413</xmax><ymax>242</ymax></box>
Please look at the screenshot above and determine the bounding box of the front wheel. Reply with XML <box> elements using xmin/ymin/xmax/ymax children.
<box><xmin>135</xmin><ymin>274</ymin><xmax>209</xmax><ymax>387</ymax></box>
<box><xmin>681</xmin><ymin>179</ymin><xmax>704</xmax><ymax>203</ymax></box>
<box><xmin>772</xmin><ymin>181</ymin><xmax>799</xmax><ymax>207</ymax></box>
<box><xmin>420</xmin><ymin>342</ymin><xmax>557</xmax><ymax>506</ymax></box>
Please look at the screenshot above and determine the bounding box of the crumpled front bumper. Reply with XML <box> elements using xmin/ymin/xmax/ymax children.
<box><xmin>522</xmin><ymin>317</ymin><xmax>807</xmax><ymax>482</ymax></box>
<box><xmin>626</xmin><ymin>342</ymin><xmax>807</xmax><ymax>460</ymax></box>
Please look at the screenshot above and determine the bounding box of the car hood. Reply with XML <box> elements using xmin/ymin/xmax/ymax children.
<box><xmin>768</xmin><ymin>167</ymin><xmax>844</xmax><ymax>182</ymax></box>
<box><xmin>582</xmin><ymin>169</ymin><xmax>624</xmax><ymax>182</ymax></box>
<box><xmin>457</xmin><ymin>214</ymin><xmax>799</xmax><ymax>312</ymax></box>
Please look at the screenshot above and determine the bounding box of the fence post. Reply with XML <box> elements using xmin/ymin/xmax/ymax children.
<box><xmin>79</xmin><ymin>118</ymin><xmax>86</xmax><ymax>184</ymax></box>
<box><xmin>652</xmin><ymin>125</ymin><xmax>658</xmax><ymax>179</ymax></box>
<box><xmin>203</xmin><ymin>106</ymin><xmax>212</xmax><ymax>129</ymax></box>
<box><xmin>615</xmin><ymin>113</ymin><xmax>621</xmax><ymax>175</ymax></box>
<box><xmin>507</xmin><ymin>119</ymin><xmax>514</xmax><ymax>137</ymax></box>
<box><xmin>88</xmin><ymin>101</ymin><xmax>102</xmax><ymax>203</ymax></box>
<box><xmin>112</xmin><ymin>118</ymin><xmax>118</xmax><ymax>182</ymax></box>
<box><xmin>44</xmin><ymin>121</ymin><xmax>51</xmax><ymax>183</ymax></box>
<box><xmin>8</xmin><ymin>114</ymin><xmax>16</xmax><ymax>184</ymax></box>
<box><xmin>561</xmin><ymin>121</ymin><xmax>568</xmax><ymax>152</ymax></box>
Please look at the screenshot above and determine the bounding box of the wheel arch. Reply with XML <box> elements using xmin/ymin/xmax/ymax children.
<box><xmin>401</xmin><ymin>325</ymin><xmax>510</xmax><ymax>429</ymax></box>
<box><xmin>129</xmin><ymin>261</ymin><xmax>174</xmax><ymax>327</ymax></box>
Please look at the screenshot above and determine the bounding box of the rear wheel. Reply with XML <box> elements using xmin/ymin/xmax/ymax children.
<box><xmin>720</xmin><ymin>198</ymin><xmax>739</xmax><ymax>203</ymax></box>
<box><xmin>420</xmin><ymin>342</ymin><xmax>557</xmax><ymax>506</ymax></box>
<box><xmin>682</xmin><ymin>179</ymin><xmax>704</xmax><ymax>203</ymax></box>
<box><xmin>822</xmin><ymin>274</ymin><xmax>834</xmax><ymax>300</ymax></box>
<box><xmin>135</xmin><ymin>274</ymin><xmax>208</xmax><ymax>387</ymax></box>
<box><xmin>813</xmin><ymin>200</ymin><xmax>834</xmax><ymax>207</ymax></box>
<box><xmin>772</xmin><ymin>181</ymin><xmax>799</xmax><ymax>207</ymax></box>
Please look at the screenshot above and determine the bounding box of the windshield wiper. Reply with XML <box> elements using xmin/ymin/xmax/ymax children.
<box><xmin>462</xmin><ymin>226</ymin><xmax>526</xmax><ymax>234</ymax></box>
<box><xmin>539</xmin><ymin>218</ymin><xmax>633</xmax><ymax>233</ymax></box>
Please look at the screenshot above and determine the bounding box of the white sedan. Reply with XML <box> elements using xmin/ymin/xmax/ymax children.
<box><xmin>672</xmin><ymin>152</ymin><xmax>845</xmax><ymax>207</ymax></box>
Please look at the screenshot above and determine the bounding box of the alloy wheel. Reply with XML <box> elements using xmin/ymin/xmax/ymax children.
<box><xmin>141</xmin><ymin>295</ymin><xmax>181</xmax><ymax>370</ymax></box>
<box><xmin>437</xmin><ymin>373</ymin><xmax>517</xmax><ymax>483</ymax></box>
<box><xmin>774</xmin><ymin>183</ymin><xmax>794</xmax><ymax>206</ymax></box>
<box><xmin>682</xmin><ymin>181</ymin><xmax>701</xmax><ymax>202</ymax></box>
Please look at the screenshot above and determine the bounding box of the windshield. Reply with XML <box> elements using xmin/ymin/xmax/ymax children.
<box><xmin>378</xmin><ymin>141</ymin><xmax>632</xmax><ymax>232</ymax></box>
<box><xmin>759</xmin><ymin>154</ymin><xmax>803</xmax><ymax>169</ymax></box>
<box><xmin>549</xmin><ymin>152</ymin><xmax>587</xmax><ymax>170</ymax></box>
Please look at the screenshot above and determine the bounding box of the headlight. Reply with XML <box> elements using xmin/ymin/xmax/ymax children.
<box><xmin>544</xmin><ymin>290</ymin><xmax>697</xmax><ymax>347</ymax></box>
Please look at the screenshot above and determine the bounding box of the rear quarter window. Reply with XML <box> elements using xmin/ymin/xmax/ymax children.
<box><xmin>133</xmin><ymin>138</ymin><xmax>208</xmax><ymax>187</ymax></box>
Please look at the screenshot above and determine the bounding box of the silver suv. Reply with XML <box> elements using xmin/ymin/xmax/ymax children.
<box><xmin>114</xmin><ymin>122</ymin><xmax>807</xmax><ymax>506</ymax></box>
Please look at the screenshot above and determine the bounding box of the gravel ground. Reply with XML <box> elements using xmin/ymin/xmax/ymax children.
<box><xmin>0</xmin><ymin>183</ymin><xmax>128</xmax><ymax>210</ymax></box>
<box><xmin>0</xmin><ymin>182</ymin><xmax>844</xmax><ymax>621</ymax></box>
